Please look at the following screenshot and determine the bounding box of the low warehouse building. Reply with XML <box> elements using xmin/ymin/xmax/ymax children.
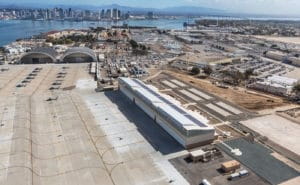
<box><xmin>221</xmin><ymin>160</ymin><xmax>241</xmax><ymax>173</ymax></box>
<box><xmin>119</xmin><ymin>77</ymin><xmax>215</xmax><ymax>149</ymax></box>
<box><xmin>249</xmin><ymin>75</ymin><xmax>298</xmax><ymax>97</ymax></box>
<box><xmin>288</xmin><ymin>57</ymin><xmax>300</xmax><ymax>67</ymax></box>
<box><xmin>265</xmin><ymin>51</ymin><xmax>286</xmax><ymax>61</ymax></box>
<box><xmin>20</xmin><ymin>47</ymin><xmax>57</xmax><ymax>64</ymax></box>
<box><xmin>61</xmin><ymin>47</ymin><xmax>97</xmax><ymax>63</ymax></box>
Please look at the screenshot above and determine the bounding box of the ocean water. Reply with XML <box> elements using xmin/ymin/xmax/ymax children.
<box><xmin>1</xmin><ymin>16</ymin><xmax>299</xmax><ymax>47</ymax></box>
<box><xmin>0</xmin><ymin>18</ymin><xmax>191</xmax><ymax>46</ymax></box>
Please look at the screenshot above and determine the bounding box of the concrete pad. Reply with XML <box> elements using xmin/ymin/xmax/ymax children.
<box><xmin>170</xmin><ymin>79</ymin><xmax>187</xmax><ymax>87</ymax></box>
<box><xmin>241</xmin><ymin>115</ymin><xmax>300</xmax><ymax>156</ymax></box>
<box><xmin>0</xmin><ymin>139</ymin><xmax>31</xmax><ymax>154</ymax></box>
<box><xmin>279</xmin><ymin>176</ymin><xmax>300</xmax><ymax>185</ymax></box>
<box><xmin>0</xmin><ymin>64</ymin><xmax>189</xmax><ymax>185</ymax></box>
<box><xmin>216</xmin><ymin>101</ymin><xmax>242</xmax><ymax>115</ymax></box>
<box><xmin>33</xmin><ymin>168</ymin><xmax>113</xmax><ymax>185</ymax></box>
<box><xmin>188</xmin><ymin>88</ymin><xmax>212</xmax><ymax>100</ymax></box>
<box><xmin>206</xmin><ymin>103</ymin><xmax>232</xmax><ymax>117</ymax></box>
<box><xmin>0</xmin><ymin>152</ymin><xmax>31</xmax><ymax>169</ymax></box>
<box><xmin>76</xmin><ymin>79</ymin><xmax>97</xmax><ymax>89</ymax></box>
<box><xmin>1</xmin><ymin>167</ymin><xmax>32</xmax><ymax>185</ymax></box>
<box><xmin>0</xmin><ymin>127</ymin><xmax>30</xmax><ymax>142</ymax></box>
<box><xmin>80</xmin><ymin>90</ymin><xmax>188</xmax><ymax>185</ymax></box>
<box><xmin>111</xmin><ymin>156</ymin><xmax>168</xmax><ymax>185</ymax></box>
<box><xmin>102</xmin><ymin>141</ymin><xmax>156</xmax><ymax>164</ymax></box>
<box><xmin>161</xmin><ymin>80</ymin><xmax>178</xmax><ymax>89</ymax></box>
<box><xmin>179</xmin><ymin>89</ymin><xmax>203</xmax><ymax>101</ymax></box>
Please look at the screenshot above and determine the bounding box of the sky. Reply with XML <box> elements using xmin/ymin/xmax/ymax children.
<box><xmin>1</xmin><ymin>0</ymin><xmax>300</xmax><ymax>16</ymax></box>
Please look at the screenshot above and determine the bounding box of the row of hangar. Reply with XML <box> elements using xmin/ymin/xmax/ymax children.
<box><xmin>20</xmin><ymin>47</ymin><xmax>98</xmax><ymax>64</ymax></box>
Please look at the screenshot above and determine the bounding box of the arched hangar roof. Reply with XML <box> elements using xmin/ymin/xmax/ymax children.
<box><xmin>21</xmin><ymin>47</ymin><xmax>57</xmax><ymax>62</ymax></box>
<box><xmin>62</xmin><ymin>47</ymin><xmax>97</xmax><ymax>62</ymax></box>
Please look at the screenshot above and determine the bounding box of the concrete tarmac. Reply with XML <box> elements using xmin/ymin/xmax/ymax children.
<box><xmin>0</xmin><ymin>64</ymin><xmax>189</xmax><ymax>185</ymax></box>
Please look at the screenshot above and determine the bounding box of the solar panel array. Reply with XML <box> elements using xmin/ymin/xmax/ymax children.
<box><xmin>132</xmin><ymin>79</ymin><xmax>207</xmax><ymax>128</ymax></box>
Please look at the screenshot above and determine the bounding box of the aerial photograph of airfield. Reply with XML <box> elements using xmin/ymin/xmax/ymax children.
<box><xmin>0</xmin><ymin>7</ymin><xmax>300</xmax><ymax>185</ymax></box>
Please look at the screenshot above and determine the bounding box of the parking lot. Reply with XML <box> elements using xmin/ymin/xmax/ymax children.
<box><xmin>170</xmin><ymin>145</ymin><xmax>268</xmax><ymax>185</ymax></box>
<box><xmin>217</xmin><ymin>138</ymin><xmax>300</xmax><ymax>185</ymax></box>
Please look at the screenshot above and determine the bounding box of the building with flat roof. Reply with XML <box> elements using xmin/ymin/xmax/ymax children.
<box><xmin>249</xmin><ymin>75</ymin><xmax>298</xmax><ymax>97</ymax></box>
<box><xmin>119</xmin><ymin>77</ymin><xmax>215</xmax><ymax>149</ymax></box>
<box><xmin>265</xmin><ymin>51</ymin><xmax>286</xmax><ymax>61</ymax></box>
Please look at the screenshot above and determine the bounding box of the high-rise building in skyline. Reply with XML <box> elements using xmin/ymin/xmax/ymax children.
<box><xmin>147</xmin><ymin>12</ymin><xmax>154</xmax><ymax>19</ymax></box>
<box><xmin>112</xmin><ymin>8</ymin><xmax>118</xmax><ymax>20</ymax></box>
<box><xmin>100</xmin><ymin>9</ymin><xmax>105</xmax><ymax>19</ymax></box>
<box><xmin>0</xmin><ymin>7</ymin><xmax>125</xmax><ymax>21</ymax></box>
<box><xmin>106</xmin><ymin>9</ymin><xmax>111</xmax><ymax>19</ymax></box>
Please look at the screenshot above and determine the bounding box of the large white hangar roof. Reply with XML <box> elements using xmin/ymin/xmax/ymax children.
<box><xmin>21</xmin><ymin>47</ymin><xmax>58</xmax><ymax>60</ymax></box>
<box><xmin>119</xmin><ymin>77</ymin><xmax>214</xmax><ymax>132</ymax></box>
<box><xmin>62</xmin><ymin>47</ymin><xmax>97</xmax><ymax>61</ymax></box>
<box><xmin>30</xmin><ymin>47</ymin><xmax>58</xmax><ymax>56</ymax></box>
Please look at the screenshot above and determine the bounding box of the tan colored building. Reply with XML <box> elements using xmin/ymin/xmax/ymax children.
<box><xmin>221</xmin><ymin>160</ymin><xmax>241</xmax><ymax>173</ymax></box>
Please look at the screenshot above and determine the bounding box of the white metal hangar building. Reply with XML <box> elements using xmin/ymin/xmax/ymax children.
<box><xmin>61</xmin><ymin>47</ymin><xmax>97</xmax><ymax>63</ymax></box>
<box><xmin>119</xmin><ymin>77</ymin><xmax>215</xmax><ymax>149</ymax></box>
<box><xmin>20</xmin><ymin>47</ymin><xmax>57</xmax><ymax>64</ymax></box>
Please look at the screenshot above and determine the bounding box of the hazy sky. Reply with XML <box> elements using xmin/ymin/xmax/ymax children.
<box><xmin>2</xmin><ymin>0</ymin><xmax>300</xmax><ymax>15</ymax></box>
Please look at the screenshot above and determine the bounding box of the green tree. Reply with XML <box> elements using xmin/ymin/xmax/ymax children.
<box><xmin>191</xmin><ymin>67</ymin><xmax>200</xmax><ymax>75</ymax></box>
<box><xmin>113</xmin><ymin>31</ymin><xmax>118</xmax><ymax>37</ymax></box>
<box><xmin>65</xmin><ymin>39</ymin><xmax>73</xmax><ymax>44</ymax></box>
<box><xmin>107</xmin><ymin>32</ymin><xmax>112</xmax><ymax>37</ymax></box>
<box><xmin>129</xmin><ymin>40</ymin><xmax>138</xmax><ymax>49</ymax></box>
<box><xmin>45</xmin><ymin>37</ymin><xmax>54</xmax><ymax>43</ymax></box>
<box><xmin>141</xmin><ymin>45</ymin><xmax>147</xmax><ymax>51</ymax></box>
<box><xmin>244</xmin><ymin>69</ymin><xmax>254</xmax><ymax>80</ymax></box>
<box><xmin>203</xmin><ymin>65</ymin><xmax>213</xmax><ymax>75</ymax></box>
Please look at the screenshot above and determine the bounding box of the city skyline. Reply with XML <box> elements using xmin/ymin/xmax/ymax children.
<box><xmin>1</xmin><ymin>0</ymin><xmax>300</xmax><ymax>16</ymax></box>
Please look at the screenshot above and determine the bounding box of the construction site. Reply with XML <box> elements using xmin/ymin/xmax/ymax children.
<box><xmin>153</xmin><ymin>70</ymin><xmax>289</xmax><ymax>111</ymax></box>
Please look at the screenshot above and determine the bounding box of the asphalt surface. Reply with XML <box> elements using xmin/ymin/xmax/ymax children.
<box><xmin>217</xmin><ymin>138</ymin><xmax>300</xmax><ymax>185</ymax></box>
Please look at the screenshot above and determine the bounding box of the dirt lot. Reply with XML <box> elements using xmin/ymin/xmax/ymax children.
<box><xmin>164</xmin><ymin>70</ymin><xmax>290</xmax><ymax>111</ymax></box>
<box><xmin>254</xmin><ymin>35</ymin><xmax>300</xmax><ymax>45</ymax></box>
